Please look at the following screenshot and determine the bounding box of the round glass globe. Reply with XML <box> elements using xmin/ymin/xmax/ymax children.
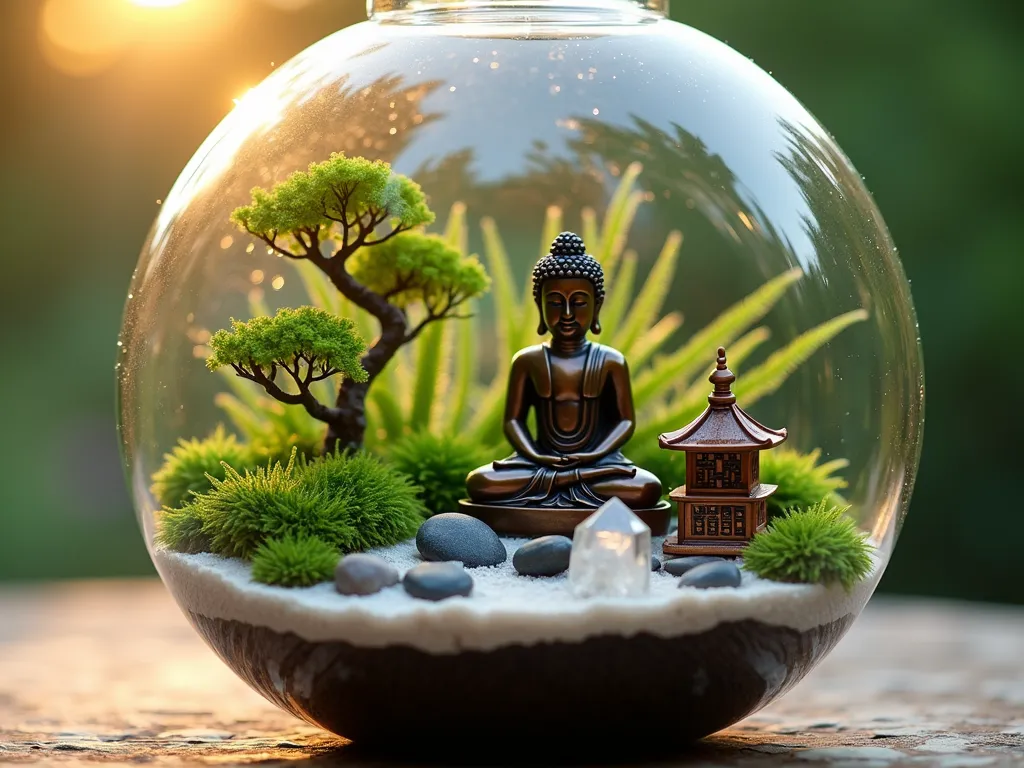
<box><xmin>117</xmin><ymin>0</ymin><xmax>923</xmax><ymax>747</ymax></box>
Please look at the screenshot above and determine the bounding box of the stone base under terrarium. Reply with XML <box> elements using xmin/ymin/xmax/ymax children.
<box><xmin>154</xmin><ymin>537</ymin><xmax>881</xmax><ymax>748</ymax></box>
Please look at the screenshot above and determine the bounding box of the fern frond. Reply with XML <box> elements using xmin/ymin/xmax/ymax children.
<box><xmin>632</xmin><ymin>267</ymin><xmax>804</xmax><ymax>405</ymax></box>
<box><xmin>680</xmin><ymin>326</ymin><xmax>772</xmax><ymax>403</ymax></box>
<box><xmin>735</xmin><ymin>309</ymin><xmax>869</xmax><ymax>404</ymax></box>
<box><xmin>629</xmin><ymin>311</ymin><xmax>683</xmax><ymax>369</ymax></box>
<box><xmin>598</xmin><ymin>162</ymin><xmax>644</xmax><ymax>276</ymax></box>
<box><xmin>599</xmin><ymin>249</ymin><xmax>638</xmax><ymax>337</ymax></box>
<box><xmin>613</xmin><ymin>230</ymin><xmax>683</xmax><ymax>354</ymax></box>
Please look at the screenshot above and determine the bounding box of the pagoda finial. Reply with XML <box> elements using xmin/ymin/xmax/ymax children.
<box><xmin>708</xmin><ymin>346</ymin><xmax>737</xmax><ymax>407</ymax></box>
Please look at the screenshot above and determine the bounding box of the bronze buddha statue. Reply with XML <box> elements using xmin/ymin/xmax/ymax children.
<box><xmin>461</xmin><ymin>232</ymin><xmax>670</xmax><ymax>536</ymax></box>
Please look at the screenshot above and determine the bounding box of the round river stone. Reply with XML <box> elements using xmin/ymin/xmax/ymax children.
<box><xmin>677</xmin><ymin>560</ymin><xmax>743</xmax><ymax>589</ymax></box>
<box><xmin>651</xmin><ymin>556</ymin><xmax>662</xmax><ymax>572</ymax></box>
<box><xmin>403</xmin><ymin>562</ymin><xmax>473</xmax><ymax>601</ymax></box>
<box><xmin>416</xmin><ymin>513</ymin><xmax>507</xmax><ymax>568</ymax></box>
<box><xmin>663</xmin><ymin>555</ymin><xmax>724</xmax><ymax>576</ymax></box>
<box><xmin>513</xmin><ymin>535</ymin><xmax>572</xmax><ymax>576</ymax></box>
<box><xmin>335</xmin><ymin>554</ymin><xmax>400</xmax><ymax>596</ymax></box>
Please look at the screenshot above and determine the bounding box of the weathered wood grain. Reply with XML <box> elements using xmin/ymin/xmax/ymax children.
<box><xmin>0</xmin><ymin>580</ymin><xmax>1021</xmax><ymax>766</ymax></box>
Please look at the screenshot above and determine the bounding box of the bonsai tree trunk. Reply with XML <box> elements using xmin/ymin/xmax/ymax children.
<box><xmin>321</xmin><ymin>268</ymin><xmax>409</xmax><ymax>452</ymax></box>
<box><xmin>326</xmin><ymin>380</ymin><xmax>370</xmax><ymax>452</ymax></box>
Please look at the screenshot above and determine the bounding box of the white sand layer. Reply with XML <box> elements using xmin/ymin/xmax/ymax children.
<box><xmin>155</xmin><ymin>537</ymin><xmax>883</xmax><ymax>654</ymax></box>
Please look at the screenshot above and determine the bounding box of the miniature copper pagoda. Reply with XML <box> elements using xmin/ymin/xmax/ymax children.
<box><xmin>659</xmin><ymin>347</ymin><xmax>787</xmax><ymax>557</ymax></box>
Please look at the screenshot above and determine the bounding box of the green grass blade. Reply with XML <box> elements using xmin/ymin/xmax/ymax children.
<box><xmin>465</xmin><ymin>377</ymin><xmax>508</xmax><ymax>446</ymax></box>
<box><xmin>410</xmin><ymin>320</ymin><xmax>446</xmax><ymax>431</ymax></box>
<box><xmin>247</xmin><ymin>288</ymin><xmax>271</xmax><ymax>320</ymax></box>
<box><xmin>735</xmin><ymin>309</ymin><xmax>869</xmax><ymax>404</ymax></box>
<box><xmin>632</xmin><ymin>267</ymin><xmax>804</xmax><ymax>406</ymax></box>
<box><xmin>629</xmin><ymin>311</ymin><xmax>683</xmax><ymax>369</ymax></box>
<box><xmin>449</xmin><ymin>305</ymin><xmax>476</xmax><ymax>431</ymax></box>
<box><xmin>369</xmin><ymin>384</ymin><xmax>408</xmax><ymax>442</ymax></box>
<box><xmin>613</xmin><ymin>230</ymin><xmax>683</xmax><ymax>355</ymax></box>
<box><xmin>600</xmin><ymin>193</ymin><xmax>643</xmax><ymax>279</ymax></box>
<box><xmin>213</xmin><ymin>392</ymin><xmax>267</xmax><ymax>439</ymax></box>
<box><xmin>540</xmin><ymin>205</ymin><xmax>563</xmax><ymax>258</ymax></box>
<box><xmin>600</xmin><ymin>249</ymin><xmax>637</xmax><ymax>338</ymax></box>
<box><xmin>480</xmin><ymin>216</ymin><xmax>524</xmax><ymax>364</ymax></box>
<box><xmin>293</xmin><ymin>260</ymin><xmax>341</xmax><ymax>315</ymax></box>
<box><xmin>581</xmin><ymin>207</ymin><xmax>600</xmax><ymax>258</ymax></box>
<box><xmin>598</xmin><ymin>161</ymin><xmax>643</xmax><ymax>276</ymax></box>
<box><xmin>444</xmin><ymin>201</ymin><xmax>468</xmax><ymax>253</ymax></box>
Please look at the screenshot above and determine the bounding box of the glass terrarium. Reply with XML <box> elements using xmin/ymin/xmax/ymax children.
<box><xmin>117</xmin><ymin>0</ymin><xmax>923</xmax><ymax>748</ymax></box>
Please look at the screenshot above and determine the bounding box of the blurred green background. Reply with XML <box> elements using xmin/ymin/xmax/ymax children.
<box><xmin>1</xmin><ymin>0</ymin><xmax>1021</xmax><ymax>603</ymax></box>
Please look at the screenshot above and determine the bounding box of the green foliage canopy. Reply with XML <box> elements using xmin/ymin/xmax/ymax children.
<box><xmin>743</xmin><ymin>498</ymin><xmax>872</xmax><ymax>590</ymax></box>
<box><xmin>231</xmin><ymin>153</ymin><xmax>433</xmax><ymax>251</ymax></box>
<box><xmin>348</xmin><ymin>232</ymin><xmax>490</xmax><ymax>312</ymax></box>
<box><xmin>207</xmin><ymin>306</ymin><xmax>367</xmax><ymax>383</ymax></box>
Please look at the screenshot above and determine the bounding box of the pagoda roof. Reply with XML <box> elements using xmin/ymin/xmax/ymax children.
<box><xmin>657</xmin><ymin>346</ymin><xmax>787</xmax><ymax>452</ymax></box>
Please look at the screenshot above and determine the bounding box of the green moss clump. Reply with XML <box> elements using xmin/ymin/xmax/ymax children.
<box><xmin>760</xmin><ymin>448</ymin><xmax>848</xmax><ymax>518</ymax></box>
<box><xmin>156</xmin><ymin>449</ymin><xmax>424</xmax><ymax>560</ymax></box>
<box><xmin>155</xmin><ymin>504</ymin><xmax>210</xmax><ymax>553</ymax></box>
<box><xmin>151</xmin><ymin>426</ymin><xmax>253</xmax><ymax>508</ymax></box>
<box><xmin>250</xmin><ymin>534</ymin><xmax>339</xmax><ymax>587</ymax></box>
<box><xmin>189</xmin><ymin>453</ymin><xmax>352</xmax><ymax>559</ymax></box>
<box><xmin>386</xmin><ymin>432</ymin><xmax>491</xmax><ymax>515</ymax></box>
<box><xmin>301</xmin><ymin>450</ymin><xmax>426</xmax><ymax>551</ymax></box>
<box><xmin>742</xmin><ymin>498</ymin><xmax>872</xmax><ymax>590</ymax></box>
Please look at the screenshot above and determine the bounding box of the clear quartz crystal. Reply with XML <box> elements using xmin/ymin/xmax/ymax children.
<box><xmin>569</xmin><ymin>497</ymin><xmax>651</xmax><ymax>598</ymax></box>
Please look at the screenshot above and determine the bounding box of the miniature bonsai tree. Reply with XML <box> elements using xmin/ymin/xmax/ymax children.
<box><xmin>229</xmin><ymin>153</ymin><xmax>489</xmax><ymax>450</ymax></box>
<box><xmin>207</xmin><ymin>306</ymin><xmax>368</xmax><ymax>439</ymax></box>
<box><xmin>742</xmin><ymin>498</ymin><xmax>872</xmax><ymax>590</ymax></box>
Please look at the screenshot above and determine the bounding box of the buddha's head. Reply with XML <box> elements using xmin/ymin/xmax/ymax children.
<box><xmin>532</xmin><ymin>232</ymin><xmax>605</xmax><ymax>341</ymax></box>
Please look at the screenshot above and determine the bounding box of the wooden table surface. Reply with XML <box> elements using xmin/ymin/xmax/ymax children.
<box><xmin>0</xmin><ymin>580</ymin><xmax>1021</xmax><ymax>766</ymax></box>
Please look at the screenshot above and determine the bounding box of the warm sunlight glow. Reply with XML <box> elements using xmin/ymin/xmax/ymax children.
<box><xmin>39</xmin><ymin>0</ymin><xmax>243</xmax><ymax>77</ymax></box>
<box><xmin>127</xmin><ymin>0</ymin><xmax>191</xmax><ymax>7</ymax></box>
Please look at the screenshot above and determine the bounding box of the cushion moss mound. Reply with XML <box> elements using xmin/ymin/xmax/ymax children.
<box><xmin>151</xmin><ymin>425</ymin><xmax>254</xmax><ymax>508</ymax></box>
<box><xmin>300</xmin><ymin>450</ymin><xmax>426</xmax><ymax>551</ymax></box>
<box><xmin>743</xmin><ymin>498</ymin><xmax>872</xmax><ymax>590</ymax></box>
<box><xmin>386</xmin><ymin>432</ymin><xmax>492</xmax><ymax>516</ymax></box>
<box><xmin>251</xmin><ymin>534</ymin><xmax>340</xmax><ymax>587</ymax></box>
<box><xmin>760</xmin><ymin>448</ymin><xmax>848</xmax><ymax>518</ymax></box>
<box><xmin>155</xmin><ymin>449</ymin><xmax>426</xmax><ymax>560</ymax></box>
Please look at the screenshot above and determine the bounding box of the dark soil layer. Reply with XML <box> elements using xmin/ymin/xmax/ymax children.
<box><xmin>189</xmin><ymin>611</ymin><xmax>854</xmax><ymax>756</ymax></box>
